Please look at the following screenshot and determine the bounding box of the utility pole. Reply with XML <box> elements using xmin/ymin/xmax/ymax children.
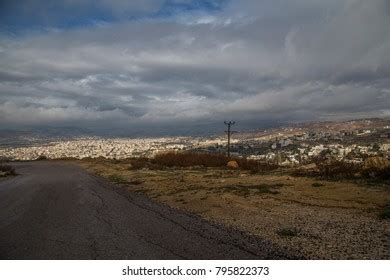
<box><xmin>224</xmin><ymin>121</ymin><xmax>236</xmax><ymax>158</ymax></box>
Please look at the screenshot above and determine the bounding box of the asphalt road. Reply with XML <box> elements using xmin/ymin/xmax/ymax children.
<box><xmin>0</xmin><ymin>161</ymin><xmax>298</xmax><ymax>259</ymax></box>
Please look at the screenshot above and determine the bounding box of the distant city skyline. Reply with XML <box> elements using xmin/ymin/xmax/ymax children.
<box><xmin>1</xmin><ymin>0</ymin><xmax>389</xmax><ymax>134</ymax></box>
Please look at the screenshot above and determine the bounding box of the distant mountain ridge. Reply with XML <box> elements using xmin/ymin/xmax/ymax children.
<box><xmin>234</xmin><ymin>118</ymin><xmax>390</xmax><ymax>139</ymax></box>
<box><xmin>1</xmin><ymin>118</ymin><xmax>389</xmax><ymax>145</ymax></box>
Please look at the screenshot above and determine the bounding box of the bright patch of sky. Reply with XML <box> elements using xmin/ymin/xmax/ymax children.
<box><xmin>0</xmin><ymin>0</ymin><xmax>229</xmax><ymax>31</ymax></box>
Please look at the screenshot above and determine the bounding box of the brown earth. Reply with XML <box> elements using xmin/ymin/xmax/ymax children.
<box><xmin>78</xmin><ymin>159</ymin><xmax>390</xmax><ymax>259</ymax></box>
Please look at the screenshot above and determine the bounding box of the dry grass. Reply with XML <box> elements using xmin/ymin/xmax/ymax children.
<box><xmin>80</xmin><ymin>151</ymin><xmax>280</xmax><ymax>173</ymax></box>
<box><xmin>153</xmin><ymin>151</ymin><xmax>279</xmax><ymax>172</ymax></box>
<box><xmin>77</xmin><ymin>159</ymin><xmax>390</xmax><ymax>259</ymax></box>
<box><xmin>293</xmin><ymin>159</ymin><xmax>390</xmax><ymax>180</ymax></box>
<box><xmin>153</xmin><ymin>151</ymin><xmax>228</xmax><ymax>167</ymax></box>
<box><xmin>215</xmin><ymin>183</ymin><xmax>283</xmax><ymax>196</ymax></box>
<box><xmin>276</xmin><ymin>227</ymin><xmax>299</xmax><ymax>238</ymax></box>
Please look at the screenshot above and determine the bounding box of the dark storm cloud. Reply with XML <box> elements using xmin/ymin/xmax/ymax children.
<box><xmin>0</xmin><ymin>0</ymin><xmax>389</xmax><ymax>130</ymax></box>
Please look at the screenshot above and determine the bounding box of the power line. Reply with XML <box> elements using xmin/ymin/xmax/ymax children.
<box><xmin>224</xmin><ymin>121</ymin><xmax>237</xmax><ymax>158</ymax></box>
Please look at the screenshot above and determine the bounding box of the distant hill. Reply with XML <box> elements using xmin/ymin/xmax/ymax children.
<box><xmin>236</xmin><ymin>118</ymin><xmax>390</xmax><ymax>139</ymax></box>
<box><xmin>0</xmin><ymin>127</ymin><xmax>94</xmax><ymax>148</ymax></box>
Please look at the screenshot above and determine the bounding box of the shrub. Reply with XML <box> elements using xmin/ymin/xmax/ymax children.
<box><xmin>129</xmin><ymin>179</ymin><xmax>144</xmax><ymax>185</ymax></box>
<box><xmin>276</xmin><ymin>227</ymin><xmax>299</xmax><ymax>237</ymax></box>
<box><xmin>378</xmin><ymin>207</ymin><xmax>390</xmax><ymax>220</ymax></box>
<box><xmin>315</xmin><ymin>159</ymin><xmax>361</xmax><ymax>178</ymax></box>
<box><xmin>128</xmin><ymin>157</ymin><xmax>150</xmax><ymax>170</ymax></box>
<box><xmin>235</xmin><ymin>158</ymin><xmax>278</xmax><ymax>173</ymax></box>
<box><xmin>293</xmin><ymin>158</ymin><xmax>362</xmax><ymax>178</ymax></box>
<box><xmin>291</xmin><ymin>168</ymin><xmax>318</xmax><ymax>177</ymax></box>
<box><xmin>292</xmin><ymin>158</ymin><xmax>390</xmax><ymax>180</ymax></box>
<box><xmin>36</xmin><ymin>155</ymin><xmax>47</xmax><ymax>160</ymax></box>
<box><xmin>153</xmin><ymin>152</ymin><xmax>228</xmax><ymax>168</ymax></box>
<box><xmin>362</xmin><ymin>166</ymin><xmax>390</xmax><ymax>180</ymax></box>
<box><xmin>0</xmin><ymin>164</ymin><xmax>16</xmax><ymax>176</ymax></box>
<box><xmin>152</xmin><ymin>151</ymin><xmax>278</xmax><ymax>172</ymax></box>
<box><xmin>312</xmin><ymin>182</ymin><xmax>324</xmax><ymax>187</ymax></box>
<box><xmin>107</xmin><ymin>174</ymin><xmax>127</xmax><ymax>184</ymax></box>
<box><xmin>218</xmin><ymin>183</ymin><xmax>282</xmax><ymax>196</ymax></box>
<box><xmin>0</xmin><ymin>156</ymin><xmax>11</xmax><ymax>163</ymax></box>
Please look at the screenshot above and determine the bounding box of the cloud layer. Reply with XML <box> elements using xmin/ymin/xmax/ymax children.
<box><xmin>0</xmin><ymin>0</ymin><xmax>389</xmax><ymax>133</ymax></box>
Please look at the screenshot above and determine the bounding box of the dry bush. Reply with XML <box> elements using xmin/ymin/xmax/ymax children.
<box><xmin>152</xmin><ymin>151</ymin><xmax>279</xmax><ymax>172</ymax></box>
<box><xmin>292</xmin><ymin>158</ymin><xmax>390</xmax><ymax>180</ymax></box>
<box><xmin>315</xmin><ymin>159</ymin><xmax>362</xmax><ymax>178</ymax></box>
<box><xmin>0</xmin><ymin>164</ymin><xmax>16</xmax><ymax>176</ymax></box>
<box><xmin>235</xmin><ymin>158</ymin><xmax>278</xmax><ymax>173</ymax></box>
<box><xmin>361</xmin><ymin>166</ymin><xmax>390</xmax><ymax>180</ymax></box>
<box><xmin>0</xmin><ymin>156</ymin><xmax>11</xmax><ymax>163</ymax></box>
<box><xmin>128</xmin><ymin>157</ymin><xmax>150</xmax><ymax>170</ymax></box>
<box><xmin>291</xmin><ymin>168</ymin><xmax>318</xmax><ymax>177</ymax></box>
<box><xmin>379</xmin><ymin>206</ymin><xmax>390</xmax><ymax>220</ymax></box>
<box><xmin>153</xmin><ymin>151</ymin><xmax>228</xmax><ymax>168</ymax></box>
<box><xmin>276</xmin><ymin>227</ymin><xmax>299</xmax><ymax>237</ymax></box>
<box><xmin>312</xmin><ymin>182</ymin><xmax>325</xmax><ymax>187</ymax></box>
<box><xmin>293</xmin><ymin>158</ymin><xmax>364</xmax><ymax>179</ymax></box>
<box><xmin>36</xmin><ymin>155</ymin><xmax>47</xmax><ymax>160</ymax></box>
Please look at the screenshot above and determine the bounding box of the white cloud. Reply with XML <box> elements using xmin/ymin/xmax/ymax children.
<box><xmin>0</xmin><ymin>0</ymin><xmax>389</xmax><ymax>130</ymax></box>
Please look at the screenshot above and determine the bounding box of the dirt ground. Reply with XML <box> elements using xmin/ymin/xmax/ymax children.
<box><xmin>78</xmin><ymin>160</ymin><xmax>390</xmax><ymax>259</ymax></box>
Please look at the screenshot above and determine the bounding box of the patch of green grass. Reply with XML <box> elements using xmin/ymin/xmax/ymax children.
<box><xmin>217</xmin><ymin>183</ymin><xmax>283</xmax><ymax>197</ymax></box>
<box><xmin>276</xmin><ymin>227</ymin><xmax>299</xmax><ymax>237</ymax></box>
<box><xmin>312</xmin><ymin>182</ymin><xmax>325</xmax><ymax>187</ymax></box>
<box><xmin>129</xmin><ymin>179</ymin><xmax>144</xmax><ymax>185</ymax></box>
<box><xmin>203</xmin><ymin>173</ymin><xmax>221</xmax><ymax>178</ymax></box>
<box><xmin>360</xmin><ymin>178</ymin><xmax>390</xmax><ymax>189</ymax></box>
<box><xmin>133</xmin><ymin>189</ymin><xmax>148</xmax><ymax>194</ymax></box>
<box><xmin>107</xmin><ymin>174</ymin><xmax>128</xmax><ymax>184</ymax></box>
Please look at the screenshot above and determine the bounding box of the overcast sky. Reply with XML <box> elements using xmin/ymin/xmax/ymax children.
<box><xmin>0</xmin><ymin>0</ymin><xmax>389</xmax><ymax>134</ymax></box>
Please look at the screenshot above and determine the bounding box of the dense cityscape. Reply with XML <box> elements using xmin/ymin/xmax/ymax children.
<box><xmin>1</xmin><ymin>119</ymin><xmax>389</xmax><ymax>166</ymax></box>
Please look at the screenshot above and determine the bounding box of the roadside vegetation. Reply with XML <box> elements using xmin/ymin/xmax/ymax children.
<box><xmin>111</xmin><ymin>151</ymin><xmax>278</xmax><ymax>173</ymax></box>
<box><xmin>0</xmin><ymin>163</ymin><xmax>16</xmax><ymax>177</ymax></box>
<box><xmin>80</xmin><ymin>151</ymin><xmax>390</xmax><ymax>181</ymax></box>
<box><xmin>292</xmin><ymin>157</ymin><xmax>390</xmax><ymax>181</ymax></box>
<box><xmin>77</xmin><ymin>151</ymin><xmax>390</xmax><ymax>259</ymax></box>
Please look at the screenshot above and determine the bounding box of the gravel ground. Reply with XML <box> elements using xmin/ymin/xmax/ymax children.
<box><xmin>78</xmin><ymin>162</ymin><xmax>390</xmax><ymax>260</ymax></box>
